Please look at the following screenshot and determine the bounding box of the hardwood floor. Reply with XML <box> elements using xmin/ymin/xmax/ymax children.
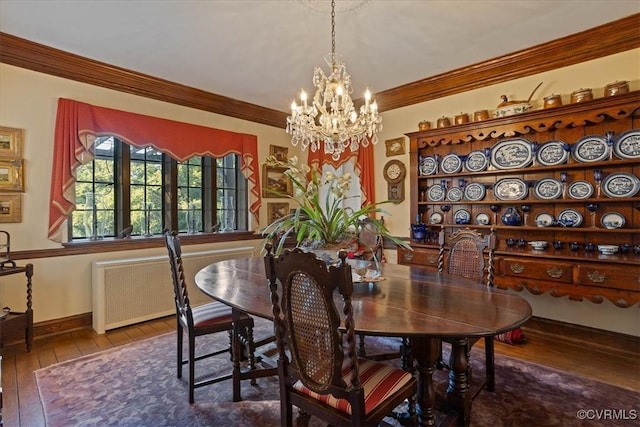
<box><xmin>1</xmin><ymin>316</ymin><xmax>638</xmax><ymax>426</ymax></box>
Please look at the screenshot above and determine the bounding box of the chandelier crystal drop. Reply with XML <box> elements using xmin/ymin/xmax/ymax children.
<box><xmin>286</xmin><ymin>0</ymin><xmax>382</xmax><ymax>161</ymax></box>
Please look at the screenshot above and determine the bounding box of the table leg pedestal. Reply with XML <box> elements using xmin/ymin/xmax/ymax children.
<box><xmin>446</xmin><ymin>338</ymin><xmax>471</xmax><ymax>426</ymax></box>
<box><xmin>411</xmin><ymin>336</ymin><xmax>440</xmax><ymax>427</ymax></box>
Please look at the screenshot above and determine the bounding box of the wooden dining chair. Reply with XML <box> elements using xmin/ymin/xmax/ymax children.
<box><xmin>164</xmin><ymin>230</ymin><xmax>257</xmax><ymax>403</ymax></box>
<box><xmin>437</xmin><ymin>226</ymin><xmax>497</xmax><ymax>391</ymax></box>
<box><xmin>264</xmin><ymin>244</ymin><xmax>417</xmax><ymax>427</ymax></box>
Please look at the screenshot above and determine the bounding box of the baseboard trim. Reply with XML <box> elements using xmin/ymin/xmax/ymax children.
<box><xmin>34</xmin><ymin>313</ymin><xmax>93</xmax><ymax>338</ymax></box>
<box><xmin>522</xmin><ymin>316</ymin><xmax>639</xmax><ymax>358</ymax></box>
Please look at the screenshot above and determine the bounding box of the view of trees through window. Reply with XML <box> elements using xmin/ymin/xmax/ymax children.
<box><xmin>71</xmin><ymin>136</ymin><xmax>247</xmax><ymax>240</ymax></box>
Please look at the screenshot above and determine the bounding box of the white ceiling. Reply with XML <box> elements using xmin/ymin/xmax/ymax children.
<box><xmin>1</xmin><ymin>0</ymin><xmax>638</xmax><ymax>112</ymax></box>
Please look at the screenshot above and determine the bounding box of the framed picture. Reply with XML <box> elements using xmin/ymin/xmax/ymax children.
<box><xmin>385</xmin><ymin>137</ymin><xmax>405</xmax><ymax>157</ymax></box>
<box><xmin>0</xmin><ymin>159</ymin><xmax>24</xmax><ymax>192</ymax></box>
<box><xmin>269</xmin><ymin>145</ymin><xmax>289</xmax><ymax>161</ymax></box>
<box><xmin>0</xmin><ymin>193</ymin><xmax>22</xmax><ymax>223</ymax></box>
<box><xmin>262</xmin><ymin>165</ymin><xmax>292</xmax><ymax>198</ymax></box>
<box><xmin>0</xmin><ymin>126</ymin><xmax>24</xmax><ymax>159</ymax></box>
<box><xmin>267</xmin><ymin>202</ymin><xmax>290</xmax><ymax>223</ymax></box>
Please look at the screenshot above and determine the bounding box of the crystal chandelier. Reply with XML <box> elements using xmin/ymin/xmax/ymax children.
<box><xmin>286</xmin><ymin>0</ymin><xmax>382</xmax><ymax>161</ymax></box>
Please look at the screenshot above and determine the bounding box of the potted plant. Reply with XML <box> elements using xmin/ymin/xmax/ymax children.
<box><xmin>261</xmin><ymin>155</ymin><xmax>412</xmax><ymax>262</ymax></box>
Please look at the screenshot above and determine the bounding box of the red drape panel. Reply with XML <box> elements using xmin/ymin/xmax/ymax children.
<box><xmin>48</xmin><ymin>98</ymin><xmax>261</xmax><ymax>242</ymax></box>
<box><xmin>307</xmin><ymin>143</ymin><xmax>375</xmax><ymax>207</ymax></box>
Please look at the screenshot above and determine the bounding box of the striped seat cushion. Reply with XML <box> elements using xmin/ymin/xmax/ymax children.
<box><xmin>293</xmin><ymin>358</ymin><xmax>413</xmax><ymax>415</ymax></box>
<box><xmin>191</xmin><ymin>302</ymin><xmax>233</xmax><ymax>328</ymax></box>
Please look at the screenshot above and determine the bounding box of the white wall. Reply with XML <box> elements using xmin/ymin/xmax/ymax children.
<box><xmin>1</xmin><ymin>49</ymin><xmax>639</xmax><ymax>335</ymax></box>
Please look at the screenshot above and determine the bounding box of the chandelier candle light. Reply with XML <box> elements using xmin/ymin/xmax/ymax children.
<box><xmin>286</xmin><ymin>0</ymin><xmax>382</xmax><ymax>160</ymax></box>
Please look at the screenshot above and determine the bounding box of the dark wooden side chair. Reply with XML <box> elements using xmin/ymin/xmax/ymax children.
<box><xmin>165</xmin><ymin>230</ymin><xmax>257</xmax><ymax>403</ymax></box>
<box><xmin>264</xmin><ymin>244</ymin><xmax>417</xmax><ymax>427</ymax></box>
<box><xmin>437</xmin><ymin>226</ymin><xmax>497</xmax><ymax>392</ymax></box>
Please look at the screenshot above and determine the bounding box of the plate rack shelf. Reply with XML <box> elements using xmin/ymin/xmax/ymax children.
<box><xmin>399</xmin><ymin>91</ymin><xmax>640</xmax><ymax>308</ymax></box>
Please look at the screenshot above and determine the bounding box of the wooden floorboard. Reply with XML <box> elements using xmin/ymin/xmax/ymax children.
<box><xmin>1</xmin><ymin>315</ymin><xmax>638</xmax><ymax>427</ymax></box>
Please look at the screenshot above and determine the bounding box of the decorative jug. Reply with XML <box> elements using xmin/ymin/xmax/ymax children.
<box><xmin>501</xmin><ymin>207</ymin><xmax>521</xmax><ymax>226</ymax></box>
<box><xmin>411</xmin><ymin>223</ymin><xmax>427</xmax><ymax>242</ymax></box>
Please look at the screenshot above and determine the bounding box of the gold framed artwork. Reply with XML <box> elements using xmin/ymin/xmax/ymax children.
<box><xmin>267</xmin><ymin>202</ymin><xmax>290</xmax><ymax>223</ymax></box>
<box><xmin>0</xmin><ymin>126</ymin><xmax>24</xmax><ymax>159</ymax></box>
<box><xmin>269</xmin><ymin>145</ymin><xmax>289</xmax><ymax>161</ymax></box>
<box><xmin>385</xmin><ymin>137</ymin><xmax>405</xmax><ymax>157</ymax></box>
<box><xmin>0</xmin><ymin>193</ymin><xmax>22</xmax><ymax>223</ymax></box>
<box><xmin>0</xmin><ymin>159</ymin><xmax>24</xmax><ymax>192</ymax></box>
<box><xmin>262</xmin><ymin>165</ymin><xmax>292</xmax><ymax>198</ymax></box>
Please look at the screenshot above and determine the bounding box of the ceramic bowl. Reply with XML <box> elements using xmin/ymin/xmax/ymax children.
<box><xmin>597</xmin><ymin>244</ymin><xmax>619</xmax><ymax>255</ymax></box>
<box><xmin>529</xmin><ymin>240</ymin><xmax>548</xmax><ymax>250</ymax></box>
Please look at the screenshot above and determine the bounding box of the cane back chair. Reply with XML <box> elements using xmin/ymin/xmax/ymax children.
<box><xmin>437</xmin><ymin>226</ymin><xmax>497</xmax><ymax>391</ymax></box>
<box><xmin>165</xmin><ymin>230</ymin><xmax>257</xmax><ymax>403</ymax></box>
<box><xmin>264</xmin><ymin>245</ymin><xmax>417</xmax><ymax>426</ymax></box>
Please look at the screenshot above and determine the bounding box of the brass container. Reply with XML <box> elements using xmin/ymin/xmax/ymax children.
<box><xmin>604</xmin><ymin>80</ymin><xmax>629</xmax><ymax>96</ymax></box>
<box><xmin>436</xmin><ymin>116</ymin><xmax>451</xmax><ymax>128</ymax></box>
<box><xmin>473</xmin><ymin>109</ymin><xmax>490</xmax><ymax>121</ymax></box>
<box><xmin>454</xmin><ymin>113</ymin><xmax>469</xmax><ymax>125</ymax></box>
<box><xmin>418</xmin><ymin>120</ymin><xmax>431</xmax><ymax>131</ymax></box>
<box><xmin>570</xmin><ymin>88</ymin><xmax>593</xmax><ymax>104</ymax></box>
<box><xmin>543</xmin><ymin>94</ymin><xmax>562</xmax><ymax>108</ymax></box>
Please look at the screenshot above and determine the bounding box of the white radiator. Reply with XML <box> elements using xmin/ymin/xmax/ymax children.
<box><xmin>91</xmin><ymin>246</ymin><xmax>255</xmax><ymax>333</ymax></box>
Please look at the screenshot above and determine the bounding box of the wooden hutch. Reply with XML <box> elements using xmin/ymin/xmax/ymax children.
<box><xmin>398</xmin><ymin>91</ymin><xmax>640</xmax><ymax>308</ymax></box>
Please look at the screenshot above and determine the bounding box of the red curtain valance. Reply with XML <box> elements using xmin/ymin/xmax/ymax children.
<box><xmin>48</xmin><ymin>98</ymin><xmax>261</xmax><ymax>242</ymax></box>
<box><xmin>307</xmin><ymin>143</ymin><xmax>376</xmax><ymax>207</ymax></box>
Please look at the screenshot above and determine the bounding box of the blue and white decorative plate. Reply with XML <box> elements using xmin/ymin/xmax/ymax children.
<box><xmin>427</xmin><ymin>185</ymin><xmax>446</xmax><ymax>201</ymax></box>
<box><xmin>429</xmin><ymin>212</ymin><xmax>444</xmax><ymax>224</ymax></box>
<box><xmin>464</xmin><ymin>182</ymin><xmax>486</xmax><ymax>201</ymax></box>
<box><xmin>533</xmin><ymin>178</ymin><xmax>563</xmax><ymax>200</ymax></box>
<box><xmin>536</xmin><ymin>140</ymin><xmax>569</xmax><ymax>166</ymax></box>
<box><xmin>419</xmin><ymin>156</ymin><xmax>438</xmax><ymax>176</ymax></box>
<box><xmin>534</xmin><ymin>213</ymin><xmax>554</xmax><ymax>227</ymax></box>
<box><xmin>601</xmin><ymin>212</ymin><xmax>625</xmax><ymax>229</ymax></box>
<box><xmin>440</xmin><ymin>153</ymin><xmax>463</xmax><ymax>174</ymax></box>
<box><xmin>490</xmin><ymin>138</ymin><xmax>534</xmax><ymax>170</ymax></box>
<box><xmin>558</xmin><ymin>209</ymin><xmax>583</xmax><ymax>227</ymax></box>
<box><xmin>601</xmin><ymin>172</ymin><xmax>640</xmax><ymax>198</ymax></box>
<box><xmin>464</xmin><ymin>150</ymin><xmax>488</xmax><ymax>172</ymax></box>
<box><xmin>454</xmin><ymin>209</ymin><xmax>471</xmax><ymax>225</ymax></box>
<box><xmin>571</xmin><ymin>135</ymin><xmax>608</xmax><ymax>163</ymax></box>
<box><xmin>446</xmin><ymin>187</ymin><xmax>464</xmax><ymax>202</ymax></box>
<box><xmin>567</xmin><ymin>180</ymin><xmax>594</xmax><ymax>199</ymax></box>
<box><xmin>494</xmin><ymin>178</ymin><xmax>528</xmax><ymax>201</ymax></box>
<box><xmin>613</xmin><ymin>129</ymin><xmax>640</xmax><ymax>160</ymax></box>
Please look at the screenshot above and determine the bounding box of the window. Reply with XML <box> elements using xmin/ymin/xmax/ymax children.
<box><xmin>70</xmin><ymin>136</ymin><xmax>247</xmax><ymax>240</ymax></box>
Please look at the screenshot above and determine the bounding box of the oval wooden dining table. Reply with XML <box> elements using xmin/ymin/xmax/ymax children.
<box><xmin>195</xmin><ymin>257</ymin><xmax>532</xmax><ymax>427</ymax></box>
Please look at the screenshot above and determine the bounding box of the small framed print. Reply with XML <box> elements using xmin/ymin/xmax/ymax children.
<box><xmin>262</xmin><ymin>165</ymin><xmax>292</xmax><ymax>198</ymax></box>
<box><xmin>0</xmin><ymin>159</ymin><xmax>24</xmax><ymax>192</ymax></box>
<box><xmin>0</xmin><ymin>193</ymin><xmax>22</xmax><ymax>223</ymax></box>
<box><xmin>385</xmin><ymin>137</ymin><xmax>405</xmax><ymax>157</ymax></box>
<box><xmin>0</xmin><ymin>126</ymin><xmax>24</xmax><ymax>159</ymax></box>
<box><xmin>267</xmin><ymin>202</ymin><xmax>290</xmax><ymax>223</ymax></box>
<box><xmin>269</xmin><ymin>145</ymin><xmax>289</xmax><ymax>162</ymax></box>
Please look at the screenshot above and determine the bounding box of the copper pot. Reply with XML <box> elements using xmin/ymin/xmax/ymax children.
<box><xmin>454</xmin><ymin>113</ymin><xmax>469</xmax><ymax>125</ymax></box>
<box><xmin>570</xmin><ymin>88</ymin><xmax>593</xmax><ymax>104</ymax></box>
<box><xmin>473</xmin><ymin>109</ymin><xmax>490</xmax><ymax>121</ymax></box>
<box><xmin>604</xmin><ymin>81</ymin><xmax>629</xmax><ymax>96</ymax></box>
<box><xmin>436</xmin><ymin>116</ymin><xmax>451</xmax><ymax>128</ymax></box>
<box><xmin>543</xmin><ymin>94</ymin><xmax>562</xmax><ymax>108</ymax></box>
<box><xmin>418</xmin><ymin>120</ymin><xmax>431</xmax><ymax>131</ymax></box>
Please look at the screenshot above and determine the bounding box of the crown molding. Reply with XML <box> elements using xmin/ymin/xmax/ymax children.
<box><xmin>1</xmin><ymin>13</ymin><xmax>638</xmax><ymax>127</ymax></box>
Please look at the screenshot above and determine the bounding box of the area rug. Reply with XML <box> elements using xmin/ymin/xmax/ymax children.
<box><xmin>35</xmin><ymin>318</ymin><xmax>639</xmax><ymax>427</ymax></box>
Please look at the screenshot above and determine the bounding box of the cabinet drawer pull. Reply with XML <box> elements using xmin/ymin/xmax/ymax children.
<box><xmin>546</xmin><ymin>267</ymin><xmax>564</xmax><ymax>278</ymax></box>
<box><xmin>510</xmin><ymin>263</ymin><xmax>525</xmax><ymax>274</ymax></box>
<box><xmin>427</xmin><ymin>255</ymin><xmax>438</xmax><ymax>264</ymax></box>
<box><xmin>587</xmin><ymin>271</ymin><xmax>606</xmax><ymax>283</ymax></box>
<box><xmin>403</xmin><ymin>251</ymin><xmax>414</xmax><ymax>261</ymax></box>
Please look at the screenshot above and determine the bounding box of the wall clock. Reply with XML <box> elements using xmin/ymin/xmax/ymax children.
<box><xmin>383</xmin><ymin>160</ymin><xmax>406</xmax><ymax>203</ymax></box>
